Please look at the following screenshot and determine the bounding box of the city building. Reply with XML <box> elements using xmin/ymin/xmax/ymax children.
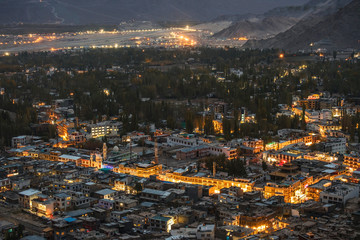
<box><xmin>89</xmin><ymin>121</ymin><xmax>122</xmax><ymax>138</ymax></box>
<box><xmin>320</xmin><ymin>182</ymin><xmax>359</xmax><ymax>205</ymax></box>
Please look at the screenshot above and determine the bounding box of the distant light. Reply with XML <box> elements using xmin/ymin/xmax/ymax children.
<box><xmin>279</xmin><ymin>53</ymin><xmax>284</xmax><ymax>59</ymax></box>
<box><xmin>4</xmin><ymin>52</ymin><xmax>10</xmax><ymax>56</ymax></box>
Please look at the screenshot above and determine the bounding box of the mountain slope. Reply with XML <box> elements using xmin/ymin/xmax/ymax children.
<box><xmin>0</xmin><ymin>0</ymin><xmax>308</xmax><ymax>24</ymax></box>
<box><xmin>213</xmin><ymin>0</ymin><xmax>352</xmax><ymax>40</ymax></box>
<box><xmin>242</xmin><ymin>0</ymin><xmax>360</xmax><ymax>51</ymax></box>
<box><xmin>213</xmin><ymin>17</ymin><xmax>298</xmax><ymax>39</ymax></box>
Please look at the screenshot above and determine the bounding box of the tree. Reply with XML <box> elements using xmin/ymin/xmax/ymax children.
<box><xmin>223</xmin><ymin>118</ymin><xmax>231</xmax><ymax>141</ymax></box>
<box><xmin>233</xmin><ymin>109</ymin><xmax>239</xmax><ymax>138</ymax></box>
<box><xmin>262</xmin><ymin>161</ymin><xmax>268</xmax><ymax>171</ymax></box>
<box><xmin>204</xmin><ymin>116</ymin><xmax>214</xmax><ymax>135</ymax></box>
<box><xmin>134</xmin><ymin>182</ymin><xmax>143</xmax><ymax>194</ymax></box>
<box><xmin>301</xmin><ymin>105</ymin><xmax>307</xmax><ymax>130</ymax></box>
<box><xmin>333</xmin><ymin>51</ymin><xmax>337</xmax><ymax>60</ymax></box>
<box><xmin>236</xmin><ymin>159</ymin><xmax>247</xmax><ymax>177</ymax></box>
<box><xmin>185</xmin><ymin>110</ymin><xmax>194</xmax><ymax>133</ymax></box>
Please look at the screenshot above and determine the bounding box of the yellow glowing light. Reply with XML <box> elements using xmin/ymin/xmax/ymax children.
<box><xmin>103</xmin><ymin>89</ymin><xmax>110</xmax><ymax>96</ymax></box>
<box><xmin>279</xmin><ymin>53</ymin><xmax>284</xmax><ymax>59</ymax></box>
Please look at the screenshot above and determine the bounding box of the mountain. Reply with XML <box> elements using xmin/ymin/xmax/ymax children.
<box><xmin>213</xmin><ymin>0</ymin><xmax>352</xmax><ymax>40</ymax></box>
<box><xmin>242</xmin><ymin>0</ymin><xmax>360</xmax><ymax>51</ymax></box>
<box><xmin>213</xmin><ymin>17</ymin><xmax>298</xmax><ymax>39</ymax></box>
<box><xmin>0</xmin><ymin>0</ymin><xmax>308</xmax><ymax>25</ymax></box>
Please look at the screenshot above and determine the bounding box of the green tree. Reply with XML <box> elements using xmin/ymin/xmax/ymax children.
<box><xmin>185</xmin><ymin>110</ymin><xmax>194</xmax><ymax>133</ymax></box>
<box><xmin>134</xmin><ymin>182</ymin><xmax>143</xmax><ymax>194</ymax></box>
<box><xmin>204</xmin><ymin>116</ymin><xmax>214</xmax><ymax>135</ymax></box>
<box><xmin>262</xmin><ymin>161</ymin><xmax>268</xmax><ymax>171</ymax></box>
<box><xmin>233</xmin><ymin>109</ymin><xmax>239</xmax><ymax>138</ymax></box>
<box><xmin>223</xmin><ymin>118</ymin><xmax>231</xmax><ymax>141</ymax></box>
<box><xmin>301</xmin><ymin>105</ymin><xmax>307</xmax><ymax>130</ymax></box>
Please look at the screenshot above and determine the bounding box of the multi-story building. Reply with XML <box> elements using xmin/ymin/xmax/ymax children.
<box><xmin>320</xmin><ymin>182</ymin><xmax>359</xmax><ymax>205</ymax></box>
<box><xmin>140</xmin><ymin>188</ymin><xmax>175</xmax><ymax>202</ymax></box>
<box><xmin>196</xmin><ymin>224</ymin><xmax>215</xmax><ymax>240</ymax></box>
<box><xmin>176</xmin><ymin>145</ymin><xmax>210</xmax><ymax>160</ymax></box>
<box><xmin>167</xmin><ymin>135</ymin><xmax>200</xmax><ymax>147</ymax></box>
<box><xmin>242</xmin><ymin>139</ymin><xmax>264</xmax><ymax>151</ymax></box>
<box><xmin>94</xmin><ymin>189</ymin><xmax>119</xmax><ymax>200</ymax></box>
<box><xmin>69</xmin><ymin>131</ymin><xmax>86</xmax><ymax>142</ymax></box>
<box><xmin>264</xmin><ymin>176</ymin><xmax>313</xmax><ymax>203</ymax></box>
<box><xmin>149</xmin><ymin>215</ymin><xmax>174</xmax><ymax>232</ymax></box>
<box><xmin>318</xmin><ymin>123</ymin><xmax>342</xmax><ymax>136</ymax></box>
<box><xmin>32</xmin><ymin>196</ymin><xmax>55</xmax><ymax>217</ymax></box>
<box><xmin>323</xmin><ymin>137</ymin><xmax>346</xmax><ymax>154</ymax></box>
<box><xmin>114</xmin><ymin>198</ymin><xmax>138</xmax><ymax>211</ymax></box>
<box><xmin>266</xmin><ymin>150</ymin><xmax>303</xmax><ymax>165</ymax></box>
<box><xmin>53</xmin><ymin>181</ymin><xmax>83</xmax><ymax>192</ymax></box>
<box><xmin>306</xmin><ymin>179</ymin><xmax>332</xmax><ymax>201</ymax></box>
<box><xmin>344</xmin><ymin>153</ymin><xmax>360</xmax><ymax>171</ymax></box>
<box><xmin>89</xmin><ymin>121</ymin><xmax>122</xmax><ymax>138</ymax></box>
<box><xmin>11</xmin><ymin>135</ymin><xmax>41</xmax><ymax>148</ymax></box>
<box><xmin>0</xmin><ymin>178</ymin><xmax>11</xmax><ymax>192</ymax></box>
<box><xmin>72</xmin><ymin>195</ymin><xmax>91</xmax><ymax>209</ymax></box>
<box><xmin>209</xmin><ymin>146</ymin><xmax>237</xmax><ymax>160</ymax></box>
<box><xmin>19</xmin><ymin>188</ymin><xmax>41</xmax><ymax>209</ymax></box>
<box><xmin>97</xmin><ymin>199</ymin><xmax>114</xmax><ymax>210</ymax></box>
<box><xmin>54</xmin><ymin>192</ymin><xmax>72</xmax><ymax>211</ymax></box>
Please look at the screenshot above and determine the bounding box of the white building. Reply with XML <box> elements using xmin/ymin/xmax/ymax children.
<box><xmin>89</xmin><ymin>121</ymin><xmax>122</xmax><ymax>138</ymax></box>
<box><xmin>167</xmin><ymin>135</ymin><xmax>201</xmax><ymax>147</ymax></box>
<box><xmin>54</xmin><ymin>192</ymin><xmax>72</xmax><ymax>211</ymax></box>
<box><xmin>19</xmin><ymin>188</ymin><xmax>41</xmax><ymax>209</ymax></box>
<box><xmin>307</xmin><ymin>109</ymin><xmax>332</xmax><ymax>122</ymax></box>
<box><xmin>230</xmin><ymin>68</ymin><xmax>243</xmax><ymax>78</ymax></box>
<box><xmin>196</xmin><ymin>224</ymin><xmax>215</xmax><ymax>240</ymax></box>
<box><xmin>324</xmin><ymin>137</ymin><xmax>346</xmax><ymax>154</ymax></box>
<box><xmin>209</xmin><ymin>145</ymin><xmax>237</xmax><ymax>160</ymax></box>
<box><xmin>11</xmin><ymin>135</ymin><xmax>41</xmax><ymax>148</ymax></box>
<box><xmin>320</xmin><ymin>182</ymin><xmax>359</xmax><ymax>206</ymax></box>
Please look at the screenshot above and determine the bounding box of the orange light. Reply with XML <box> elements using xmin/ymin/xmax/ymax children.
<box><xmin>279</xmin><ymin>53</ymin><xmax>284</xmax><ymax>59</ymax></box>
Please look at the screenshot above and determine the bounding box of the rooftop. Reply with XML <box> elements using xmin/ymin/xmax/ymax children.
<box><xmin>19</xmin><ymin>188</ymin><xmax>41</xmax><ymax>196</ymax></box>
<box><xmin>197</xmin><ymin>224</ymin><xmax>215</xmax><ymax>232</ymax></box>
<box><xmin>142</xmin><ymin>188</ymin><xmax>171</xmax><ymax>197</ymax></box>
<box><xmin>151</xmin><ymin>215</ymin><xmax>171</xmax><ymax>222</ymax></box>
<box><xmin>95</xmin><ymin>188</ymin><xmax>117</xmax><ymax>196</ymax></box>
<box><xmin>59</xmin><ymin>154</ymin><xmax>81</xmax><ymax>160</ymax></box>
